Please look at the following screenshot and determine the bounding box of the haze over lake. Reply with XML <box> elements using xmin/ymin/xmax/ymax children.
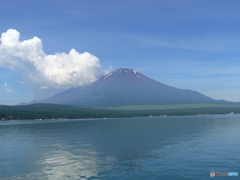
<box><xmin>1</xmin><ymin>115</ymin><xmax>240</xmax><ymax>179</ymax></box>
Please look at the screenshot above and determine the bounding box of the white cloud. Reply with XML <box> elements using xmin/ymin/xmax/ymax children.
<box><xmin>137</xmin><ymin>35</ymin><xmax>240</xmax><ymax>53</ymax></box>
<box><xmin>39</xmin><ymin>86</ymin><xmax>48</xmax><ymax>89</ymax></box>
<box><xmin>6</xmin><ymin>88</ymin><xmax>12</xmax><ymax>92</ymax></box>
<box><xmin>15</xmin><ymin>81</ymin><xmax>24</xmax><ymax>84</ymax></box>
<box><xmin>4</xmin><ymin>82</ymin><xmax>8</xmax><ymax>88</ymax></box>
<box><xmin>3</xmin><ymin>82</ymin><xmax>12</xmax><ymax>92</ymax></box>
<box><xmin>0</xmin><ymin>29</ymin><xmax>108</xmax><ymax>100</ymax></box>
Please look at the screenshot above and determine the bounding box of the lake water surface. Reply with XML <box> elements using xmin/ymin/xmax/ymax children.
<box><xmin>0</xmin><ymin>115</ymin><xmax>240</xmax><ymax>180</ymax></box>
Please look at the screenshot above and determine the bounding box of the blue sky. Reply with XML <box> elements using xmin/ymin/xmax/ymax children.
<box><xmin>1</xmin><ymin>0</ymin><xmax>240</xmax><ymax>105</ymax></box>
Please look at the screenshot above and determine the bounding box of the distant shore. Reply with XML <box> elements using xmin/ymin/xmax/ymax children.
<box><xmin>1</xmin><ymin>111</ymin><xmax>239</xmax><ymax>121</ymax></box>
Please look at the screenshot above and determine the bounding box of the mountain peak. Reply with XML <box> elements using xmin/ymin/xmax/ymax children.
<box><xmin>112</xmin><ymin>68</ymin><xmax>138</xmax><ymax>74</ymax></box>
<box><xmin>102</xmin><ymin>68</ymin><xmax>139</xmax><ymax>80</ymax></box>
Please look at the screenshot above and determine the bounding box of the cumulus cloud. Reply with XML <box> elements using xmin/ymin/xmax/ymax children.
<box><xmin>0</xmin><ymin>29</ymin><xmax>108</xmax><ymax>100</ymax></box>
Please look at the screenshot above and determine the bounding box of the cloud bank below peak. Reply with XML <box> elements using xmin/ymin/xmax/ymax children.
<box><xmin>0</xmin><ymin>29</ymin><xmax>108</xmax><ymax>100</ymax></box>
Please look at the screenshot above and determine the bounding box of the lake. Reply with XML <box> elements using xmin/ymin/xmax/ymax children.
<box><xmin>0</xmin><ymin>115</ymin><xmax>240</xmax><ymax>180</ymax></box>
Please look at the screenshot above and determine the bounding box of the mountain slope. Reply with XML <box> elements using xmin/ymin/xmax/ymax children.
<box><xmin>40</xmin><ymin>68</ymin><xmax>218</xmax><ymax>108</ymax></box>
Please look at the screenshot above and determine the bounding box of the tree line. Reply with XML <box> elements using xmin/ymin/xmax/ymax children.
<box><xmin>1</xmin><ymin>103</ymin><xmax>240</xmax><ymax>120</ymax></box>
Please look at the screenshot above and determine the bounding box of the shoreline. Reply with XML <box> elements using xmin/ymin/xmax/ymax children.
<box><xmin>1</xmin><ymin>112</ymin><xmax>239</xmax><ymax>122</ymax></box>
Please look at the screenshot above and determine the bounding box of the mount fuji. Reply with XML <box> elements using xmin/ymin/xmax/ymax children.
<box><xmin>38</xmin><ymin>68</ymin><xmax>220</xmax><ymax>108</ymax></box>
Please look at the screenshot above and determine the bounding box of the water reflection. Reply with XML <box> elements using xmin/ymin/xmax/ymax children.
<box><xmin>40</xmin><ymin>149</ymin><xmax>100</xmax><ymax>179</ymax></box>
